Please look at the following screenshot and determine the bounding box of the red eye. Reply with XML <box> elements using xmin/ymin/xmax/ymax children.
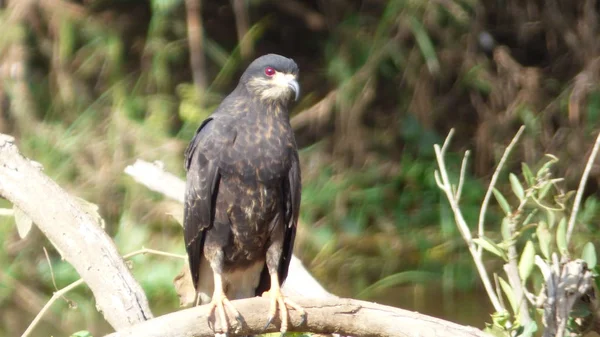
<box><xmin>264</xmin><ymin>67</ymin><xmax>275</xmax><ymax>77</ymax></box>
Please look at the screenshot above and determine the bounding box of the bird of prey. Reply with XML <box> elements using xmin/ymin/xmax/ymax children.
<box><xmin>183</xmin><ymin>54</ymin><xmax>304</xmax><ymax>335</ymax></box>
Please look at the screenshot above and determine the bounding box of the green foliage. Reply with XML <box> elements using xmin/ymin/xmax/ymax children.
<box><xmin>581</xmin><ymin>242</ymin><xmax>597</xmax><ymax>269</ymax></box>
<box><xmin>450</xmin><ymin>151</ymin><xmax>599</xmax><ymax>336</ymax></box>
<box><xmin>70</xmin><ymin>331</ymin><xmax>93</xmax><ymax>337</ymax></box>
<box><xmin>2</xmin><ymin>0</ymin><xmax>600</xmax><ymax>335</ymax></box>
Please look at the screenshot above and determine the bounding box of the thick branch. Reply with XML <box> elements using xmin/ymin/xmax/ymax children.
<box><xmin>0</xmin><ymin>134</ymin><xmax>153</xmax><ymax>329</ymax></box>
<box><xmin>104</xmin><ymin>297</ymin><xmax>488</xmax><ymax>337</ymax></box>
<box><xmin>124</xmin><ymin>160</ymin><xmax>186</xmax><ymax>203</ymax></box>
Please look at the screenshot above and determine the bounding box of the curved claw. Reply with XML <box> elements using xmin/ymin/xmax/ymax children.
<box><xmin>264</xmin><ymin>279</ymin><xmax>307</xmax><ymax>333</ymax></box>
<box><xmin>206</xmin><ymin>291</ymin><xmax>241</xmax><ymax>335</ymax></box>
<box><xmin>262</xmin><ymin>315</ymin><xmax>274</xmax><ymax>332</ymax></box>
<box><xmin>298</xmin><ymin>310</ymin><xmax>307</xmax><ymax>326</ymax></box>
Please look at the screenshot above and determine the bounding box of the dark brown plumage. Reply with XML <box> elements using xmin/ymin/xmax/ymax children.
<box><xmin>183</xmin><ymin>54</ymin><xmax>303</xmax><ymax>335</ymax></box>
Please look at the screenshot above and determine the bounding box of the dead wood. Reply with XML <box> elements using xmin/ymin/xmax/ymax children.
<box><xmin>0</xmin><ymin>133</ymin><xmax>153</xmax><ymax>330</ymax></box>
<box><xmin>104</xmin><ymin>297</ymin><xmax>489</xmax><ymax>337</ymax></box>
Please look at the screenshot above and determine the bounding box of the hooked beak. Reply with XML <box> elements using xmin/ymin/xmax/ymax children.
<box><xmin>287</xmin><ymin>79</ymin><xmax>300</xmax><ymax>101</ymax></box>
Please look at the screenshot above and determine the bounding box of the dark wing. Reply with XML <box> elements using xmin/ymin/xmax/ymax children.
<box><xmin>279</xmin><ymin>149</ymin><xmax>301</xmax><ymax>283</ymax></box>
<box><xmin>184</xmin><ymin>118</ymin><xmax>220</xmax><ymax>290</ymax></box>
<box><xmin>255</xmin><ymin>149</ymin><xmax>301</xmax><ymax>295</ymax></box>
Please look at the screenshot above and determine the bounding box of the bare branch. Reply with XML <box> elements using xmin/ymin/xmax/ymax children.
<box><xmin>104</xmin><ymin>297</ymin><xmax>488</xmax><ymax>337</ymax></box>
<box><xmin>185</xmin><ymin>0</ymin><xmax>207</xmax><ymax>93</ymax></box>
<box><xmin>0</xmin><ymin>134</ymin><xmax>153</xmax><ymax>329</ymax></box>
<box><xmin>502</xmin><ymin>262</ymin><xmax>532</xmax><ymax>326</ymax></box>
<box><xmin>477</xmin><ymin>126</ymin><xmax>525</xmax><ymax>255</ymax></box>
<box><xmin>23</xmin><ymin>246</ymin><xmax>186</xmax><ymax>336</ymax></box>
<box><xmin>536</xmin><ymin>255</ymin><xmax>593</xmax><ymax>337</ymax></box>
<box><xmin>441</xmin><ymin>128</ymin><xmax>455</xmax><ymax>155</ymax></box>
<box><xmin>434</xmin><ymin>142</ymin><xmax>504</xmax><ymax>313</ymax></box>
<box><xmin>566</xmin><ymin>130</ymin><xmax>600</xmax><ymax>244</ymax></box>
<box><xmin>232</xmin><ymin>0</ymin><xmax>253</xmax><ymax>59</ymax></box>
<box><xmin>21</xmin><ymin>279</ymin><xmax>85</xmax><ymax>337</ymax></box>
<box><xmin>0</xmin><ymin>208</ymin><xmax>13</xmax><ymax>216</ymax></box>
<box><xmin>456</xmin><ymin>150</ymin><xmax>470</xmax><ymax>201</ymax></box>
<box><xmin>123</xmin><ymin>247</ymin><xmax>187</xmax><ymax>260</ymax></box>
<box><xmin>124</xmin><ymin>159</ymin><xmax>186</xmax><ymax>203</ymax></box>
<box><xmin>290</xmin><ymin>90</ymin><xmax>337</xmax><ymax>130</ymax></box>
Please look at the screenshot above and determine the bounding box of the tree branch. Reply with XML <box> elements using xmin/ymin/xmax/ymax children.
<box><xmin>566</xmin><ymin>130</ymin><xmax>600</xmax><ymax>244</ymax></box>
<box><xmin>124</xmin><ymin>160</ymin><xmax>186</xmax><ymax>203</ymax></box>
<box><xmin>477</xmin><ymin>126</ymin><xmax>525</xmax><ymax>256</ymax></box>
<box><xmin>232</xmin><ymin>0</ymin><xmax>253</xmax><ymax>59</ymax></box>
<box><xmin>104</xmin><ymin>297</ymin><xmax>488</xmax><ymax>337</ymax></box>
<box><xmin>21</xmin><ymin>279</ymin><xmax>85</xmax><ymax>337</ymax></box>
<box><xmin>434</xmin><ymin>132</ymin><xmax>505</xmax><ymax>313</ymax></box>
<box><xmin>185</xmin><ymin>0</ymin><xmax>207</xmax><ymax>93</ymax></box>
<box><xmin>0</xmin><ymin>134</ymin><xmax>153</xmax><ymax>330</ymax></box>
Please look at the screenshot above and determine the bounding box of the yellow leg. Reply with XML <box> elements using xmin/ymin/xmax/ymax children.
<box><xmin>207</xmin><ymin>273</ymin><xmax>242</xmax><ymax>335</ymax></box>
<box><xmin>263</xmin><ymin>272</ymin><xmax>306</xmax><ymax>333</ymax></box>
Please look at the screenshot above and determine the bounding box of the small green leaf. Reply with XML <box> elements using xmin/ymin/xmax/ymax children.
<box><xmin>545</xmin><ymin>209</ymin><xmax>556</xmax><ymax>228</ymax></box>
<box><xmin>520</xmin><ymin>321</ymin><xmax>538</xmax><ymax>337</ymax></box>
<box><xmin>538</xmin><ymin>154</ymin><xmax>559</xmax><ymax>178</ymax></box>
<box><xmin>493</xmin><ymin>188</ymin><xmax>512</xmax><ymax>214</ymax></box>
<box><xmin>582</xmin><ymin>242</ymin><xmax>597</xmax><ymax>269</ymax></box>
<box><xmin>501</xmin><ymin>217</ymin><xmax>512</xmax><ymax>241</ymax></box>
<box><xmin>14</xmin><ymin>206</ymin><xmax>32</xmax><ymax>239</ymax></box>
<box><xmin>509</xmin><ymin>173</ymin><xmax>525</xmax><ymax>201</ymax></box>
<box><xmin>473</xmin><ymin>237</ymin><xmax>508</xmax><ymax>260</ymax></box>
<box><xmin>71</xmin><ymin>331</ymin><xmax>93</xmax><ymax>337</ymax></box>
<box><xmin>483</xmin><ymin>324</ymin><xmax>511</xmax><ymax>337</ymax></box>
<box><xmin>537</xmin><ymin>221</ymin><xmax>551</xmax><ymax>259</ymax></box>
<box><xmin>522</xmin><ymin>163</ymin><xmax>534</xmax><ymax>186</ymax></box>
<box><xmin>498</xmin><ymin>276</ymin><xmax>518</xmax><ymax>314</ymax></box>
<box><xmin>490</xmin><ymin>310</ymin><xmax>510</xmax><ymax>328</ymax></box>
<box><xmin>556</xmin><ymin>217</ymin><xmax>568</xmax><ymax>257</ymax></box>
<box><xmin>409</xmin><ymin>16</ymin><xmax>440</xmax><ymax>73</ymax></box>
<box><xmin>519</xmin><ymin>240</ymin><xmax>536</xmax><ymax>281</ymax></box>
<box><xmin>538</xmin><ymin>182</ymin><xmax>553</xmax><ymax>199</ymax></box>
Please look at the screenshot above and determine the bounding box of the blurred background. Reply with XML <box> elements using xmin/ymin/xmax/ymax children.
<box><xmin>1</xmin><ymin>0</ymin><xmax>600</xmax><ymax>336</ymax></box>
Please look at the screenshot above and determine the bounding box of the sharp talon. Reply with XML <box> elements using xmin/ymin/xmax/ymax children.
<box><xmin>264</xmin><ymin>273</ymin><xmax>306</xmax><ymax>334</ymax></box>
<box><xmin>206</xmin><ymin>290</ymin><xmax>241</xmax><ymax>336</ymax></box>
<box><xmin>262</xmin><ymin>315</ymin><xmax>274</xmax><ymax>332</ymax></box>
<box><xmin>234</xmin><ymin>312</ymin><xmax>243</xmax><ymax>325</ymax></box>
<box><xmin>299</xmin><ymin>311</ymin><xmax>307</xmax><ymax>326</ymax></box>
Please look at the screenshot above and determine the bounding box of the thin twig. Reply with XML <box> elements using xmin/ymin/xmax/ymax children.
<box><xmin>441</xmin><ymin>128</ymin><xmax>455</xmax><ymax>155</ymax></box>
<box><xmin>123</xmin><ymin>247</ymin><xmax>187</xmax><ymax>260</ymax></box>
<box><xmin>232</xmin><ymin>0</ymin><xmax>252</xmax><ymax>59</ymax></box>
<box><xmin>0</xmin><ymin>208</ymin><xmax>14</xmax><ymax>216</ymax></box>
<box><xmin>494</xmin><ymin>273</ymin><xmax>506</xmax><ymax>310</ymax></box>
<box><xmin>21</xmin><ymin>279</ymin><xmax>85</xmax><ymax>337</ymax></box>
<box><xmin>455</xmin><ymin>150</ymin><xmax>470</xmax><ymax>201</ymax></box>
<box><xmin>43</xmin><ymin>247</ymin><xmax>58</xmax><ymax>291</ymax></box>
<box><xmin>21</xmin><ymin>246</ymin><xmax>184</xmax><ymax>337</ymax></box>
<box><xmin>185</xmin><ymin>0</ymin><xmax>207</xmax><ymax>94</ymax></box>
<box><xmin>434</xmin><ymin>137</ymin><xmax>504</xmax><ymax>313</ymax></box>
<box><xmin>566</xmin><ymin>131</ymin><xmax>600</xmax><ymax>244</ymax></box>
<box><xmin>477</xmin><ymin>126</ymin><xmax>525</xmax><ymax>256</ymax></box>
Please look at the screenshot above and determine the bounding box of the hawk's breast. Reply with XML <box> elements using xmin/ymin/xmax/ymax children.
<box><xmin>218</xmin><ymin>112</ymin><xmax>295</xmax><ymax>183</ymax></box>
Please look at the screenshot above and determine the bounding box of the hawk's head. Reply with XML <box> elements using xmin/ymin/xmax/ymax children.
<box><xmin>240</xmin><ymin>54</ymin><xmax>300</xmax><ymax>103</ymax></box>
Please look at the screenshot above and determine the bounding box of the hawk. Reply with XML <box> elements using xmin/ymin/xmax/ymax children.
<box><xmin>184</xmin><ymin>54</ymin><xmax>304</xmax><ymax>335</ymax></box>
